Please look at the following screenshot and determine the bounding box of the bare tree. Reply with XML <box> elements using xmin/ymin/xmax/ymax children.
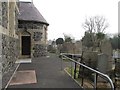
<box><xmin>63</xmin><ymin>33</ymin><xmax>74</xmax><ymax>43</ymax></box>
<box><xmin>82</xmin><ymin>17</ymin><xmax>95</xmax><ymax>33</ymax></box>
<box><xmin>78</xmin><ymin>16</ymin><xmax>109</xmax><ymax>78</ymax></box>
<box><xmin>82</xmin><ymin>16</ymin><xmax>109</xmax><ymax>50</ymax></box>
<box><xmin>94</xmin><ymin>16</ymin><xmax>109</xmax><ymax>33</ymax></box>
<box><xmin>82</xmin><ymin>16</ymin><xmax>109</xmax><ymax>33</ymax></box>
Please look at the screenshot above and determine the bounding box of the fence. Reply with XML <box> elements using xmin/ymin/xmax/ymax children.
<box><xmin>60</xmin><ymin>53</ymin><xmax>114</xmax><ymax>90</ymax></box>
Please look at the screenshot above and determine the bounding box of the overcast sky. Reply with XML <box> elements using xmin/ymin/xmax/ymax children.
<box><xmin>20</xmin><ymin>0</ymin><xmax>119</xmax><ymax>40</ymax></box>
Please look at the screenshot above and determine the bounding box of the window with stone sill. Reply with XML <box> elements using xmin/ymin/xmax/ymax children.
<box><xmin>2</xmin><ymin>2</ymin><xmax>8</xmax><ymax>29</ymax></box>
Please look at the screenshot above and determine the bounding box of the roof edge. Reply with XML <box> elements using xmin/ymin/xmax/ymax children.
<box><xmin>19</xmin><ymin>1</ymin><xmax>32</xmax><ymax>3</ymax></box>
<box><xmin>18</xmin><ymin>1</ymin><xmax>49</xmax><ymax>26</ymax></box>
<box><xmin>18</xmin><ymin>19</ymin><xmax>49</xmax><ymax>26</ymax></box>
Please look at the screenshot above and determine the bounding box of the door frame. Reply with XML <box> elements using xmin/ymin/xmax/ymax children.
<box><xmin>21</xmin><ymin>36</ymin><xmax>31</xmax><ymax>56</ymax></box>
<box><xmin>20</xmin><ymin>31</ymin><xmax>31</xmax><ymax>58</ymax></box>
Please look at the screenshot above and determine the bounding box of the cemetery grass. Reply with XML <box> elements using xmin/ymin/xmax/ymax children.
<box><xmin>65</xmin><ymin>67</ymin><xmax>94</xmax><ymax>88</ymax></box>
<box><xmin>63</xmin><ymin>58</ymin><xmax>71</xmax><ymax>62</ymax></box>
<box><xmin>65</xmin><ymin>67</ymin><xmax>112</xmax><ymax>88</ymax></box>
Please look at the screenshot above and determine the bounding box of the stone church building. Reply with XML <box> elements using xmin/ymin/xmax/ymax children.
<box><xmin>18</xmin><ymin>2</ymin><xmax>49</xmax><ymax>58</ymax></box>
<box><xmin>0</xmin><ymin>0</ymin><xmax>49</xmax><ymax>88</ymax></box>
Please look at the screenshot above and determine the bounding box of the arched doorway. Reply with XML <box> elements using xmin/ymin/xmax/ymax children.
<box><xmin>22</xmin><ymin>36</ymin><xmax>31</xmax><ymax>55</ymax></box>
<box><xmin>21</xmin><ymin>31</ymin><xmax>31</xmax><ymax>58</ymax></box>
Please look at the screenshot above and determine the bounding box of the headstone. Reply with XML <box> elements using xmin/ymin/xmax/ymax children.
<box><xmin>82</xmin><ymin>51</ymin><xmax>98</xmax><ymax>69</ymax></box>
<box><xmin>101</xmin><ymin>39</ymin><xmax>113</xmax><ymax>71</ymax></box>
<box><xmin>113</xmin><ymin>50</ymin><xmax>120</xmax><ymax>59</ymax></box>
<box><xmin>80</xmin><ymin>51</ymin><xmax>98</xmax><ymax>80</ymax></box>
<box><xmin>97</xmin><ymin>53</ymin><xmax>108</xmax><ymax>74</ymax></box>
<box><xmin>97</xmin><ymin>53</ymin><xmax>109</xmax><ymax>82</ymax></box>
<box><xmin>115</xmin><ymin>59</ymin><xmax>120</xmax><ymax>76</ymax></box>
<box><xmin>75</xmin><ymin>41</ymin><xmax>82</xmax><ymax>54</ymax></box>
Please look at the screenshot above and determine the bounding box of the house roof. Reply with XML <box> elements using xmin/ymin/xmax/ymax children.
<box><xmin>18</xmin><ymin>2</ymin><xmax>49</xmax><ymax>25</ymax></box>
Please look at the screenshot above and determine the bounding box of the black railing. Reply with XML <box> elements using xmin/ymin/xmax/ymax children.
<box><xmin>60</xmin><ymin>53</ymin><xmax>114</xmax><ymax>90</ymax></box>
<box><xmin>114</xmin><ymin>57</ymin><xmax>120</xmax><ymax>89</ymax></box>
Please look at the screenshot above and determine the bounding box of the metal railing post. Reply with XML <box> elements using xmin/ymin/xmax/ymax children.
<box><xmin>114</xmin><ymin>58</ymin><xmax>117</xmax><ymax>90</ymax></box>
<box><xmin>61</xmin><ymin>54</ymin><xmax>63</xmax><ymax>71</ymax></box>
<box><xmin>71</xmin><ymin>61</ymin><xmax>72</xmax><ymax>77</ymax></box>
<box><xmin>81</xmin><ymin>63</ymin><xmax>85</xmax><ymax>87</ymax></box>
<box><xmin>94</xmin><ymin>73</ymin><xmax>98</xmax><ymax>90</ymax></box>
<box><xmin>61</xmin><ymin>53</ymin><xmax>114</xmax><ymax>90</ymax></box>
<box><xmin>74</xmin><ymin>62</ymin><xmax>77</xmax><ymax>79</ymax></box>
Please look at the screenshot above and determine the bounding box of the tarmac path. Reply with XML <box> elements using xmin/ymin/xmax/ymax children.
<box><xmin>8</xmin><ymin>53</ymin><xmax>82</xmax><ymax>88</ymax></box>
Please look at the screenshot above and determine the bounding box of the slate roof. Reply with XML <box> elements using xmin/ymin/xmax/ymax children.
<box><xmin>18</xmin><ymin>2</ymin><xmax>49</xmax><ymax>25</ymax></box>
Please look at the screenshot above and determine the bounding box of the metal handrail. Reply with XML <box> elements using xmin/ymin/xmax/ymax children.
<box><xmin>60</xmin><ymin>53</ymin><xmax>114</xmax><ymax>90</ymax></box>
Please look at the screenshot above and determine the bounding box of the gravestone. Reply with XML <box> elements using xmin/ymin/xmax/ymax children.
<box><xmin>97</xmin><ymin>53</ymin><xmax>110</xmax><ymax>82</ymax></box>
<box><xmin>100</xmin><ymin>39</ymin><xmax>113</xmax><ymax>72</ymax></box>
<box><xmin>97</xmin><ymin>53</ymin><xmax>108</xmax><ymax>74</ymax></box>
<box><xmin>75</xmin><ymin>41</ymin><xmax>82</xmax><ymax>54</ymax></box>
<box><xmin>79</xmin><ymin>51</ymin><xmax>98</xmax><ymax>81</ymax></box>
<box><xmin>82</xmin><ymin>51</ymin><xmax>98</xmax><ymax>69</ymax></box>
<box><xmin>113</xmin><ymin>50</ymin><xmax>120</xmax><ymax>59</ymax></box>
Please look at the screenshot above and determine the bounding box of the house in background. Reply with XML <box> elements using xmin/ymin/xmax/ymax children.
<box><xmin>18</xmin><ymin>2</ymin><xmax>49</xmax><ymax>58</ymax></box>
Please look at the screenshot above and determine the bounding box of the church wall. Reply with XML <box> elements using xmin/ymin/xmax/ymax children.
<box><xmin>18</xmin><ymin>21</ymin><xmax>48</xmax><ymax>58</ymax></box>
<box><xmin>0</xmin><ymin>1</ymin><xmax>19</xmax><ymax>88</ymax></box>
